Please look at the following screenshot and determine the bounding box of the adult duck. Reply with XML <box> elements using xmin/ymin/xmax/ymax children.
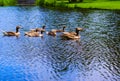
<box><xmin>68</xmin><ymin>27</ymin><xmax>83</xmax><ymax>35</ymax></box>
<box><xmin>24</xmin><ymin>29</ymin><xmax>36</xmax><ymax>36</ymax></box>
<box><xmin>3</xmin><ymin>26</ymin><xmax>21</xmax><ymax>37</ymax></box>
<box><xmin>61</xmin><ymin>27</ymin><xmax>83</xmax><ymax>40</ymax></box>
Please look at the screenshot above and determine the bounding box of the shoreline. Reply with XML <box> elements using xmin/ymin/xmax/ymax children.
<box><xmin>55</xmin><ymin>1</ymin><xmax>120</xmax><ymax>10</ymax></box>
<box><xmin>1</xmin><ymin>1</ymin><xmax>120</xmax><ymax>10</ymax></box>
<box><xmin>38</xmin><ymin>1</ymin><xmax>120</xmax><ymax>10</ymax></box>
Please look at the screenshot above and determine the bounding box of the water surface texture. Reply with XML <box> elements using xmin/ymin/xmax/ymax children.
<box><xmin>0</xmin><ymin>6</ymin><xmax>120</xmax><ymax>81</ymax></box>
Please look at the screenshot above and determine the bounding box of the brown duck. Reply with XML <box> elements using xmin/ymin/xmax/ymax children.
<box><xmin>47</xmin><ymin>30</ymin><xmax>56</xmax><ymax>36</ymax></box>
<box><xmin>51</xmin><ymin>26</ymin><xmax>66</xmax><ymax>32</ymax></box>
<box><xmin>47</xmin><ymin>26</ymin><xmax>66</xmax><ymax>36</ymax></box>
<box><xmin>25</xmin><ymin>29</ymin><xmax>43</xmax><ymax>37</ymax></box>
<box><xmin>61</xmin><ymin>27</ymin><xmax>83</xmax><ymax>40</ymax></box>
<box><xmin>3</xmin><ymin>26</ymin><xmax>21</xmax><ymax>37</ymax></box>
<box><xmin>30</xmin><ymin>25</ymin><xmax>46</xmax><ymax>32</ymax></box>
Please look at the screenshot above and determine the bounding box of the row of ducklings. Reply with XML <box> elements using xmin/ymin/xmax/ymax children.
<box><xmin>2</xmin><ymin>25</ymin><xmax>83</xmax><ymax>40</ymax></box>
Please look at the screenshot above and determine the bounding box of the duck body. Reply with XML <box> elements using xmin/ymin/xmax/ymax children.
<box><xmin>3</xmin><ymin>32</ymin><xmax>20</xmax><ymax>36</ymax></box>
<box><xmin>24</xmin><ymin>29</ymin><xmax>35</xmax><ymax>36</ymax></box>
<box><xmin>61</xmin><ymin>32</ymin><xmax>80</xmax><ymax>40</ymax></box>
<box><xmin>47</xmin><ymin>30</ymin><xmax>56</xmax><ymax>36</ymax></box>
<box><xmin>26</xmin><ymin>32</ymin><xmax>43</xmax><ymax>37</ymax></box>
<box><xmin>25</xmin><ymin>29</ymin><xmax>43</xmax><ymax>37</ymax></box>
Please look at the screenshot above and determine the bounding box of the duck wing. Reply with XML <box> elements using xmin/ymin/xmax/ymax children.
<box><xmin>3</xmin><ymin>31</ymin><xmax>16</xmax><ymax>36</ymax></box>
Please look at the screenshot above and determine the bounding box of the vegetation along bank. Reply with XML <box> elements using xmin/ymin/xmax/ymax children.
<box><xmin>36</xmin><ymin>0</ymin><xmax>120</xmax><ymax>10</ymax></box>
<box><xmin>0</xmin><ymin>0</ymin><xmax>120</xmax><ymax>10</ymax></box>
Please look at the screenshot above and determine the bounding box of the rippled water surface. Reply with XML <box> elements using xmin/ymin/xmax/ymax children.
<box><xmin>0</xmin><ymin>6</ymin><xmax>120</xmax><ymax>81</ymax></box>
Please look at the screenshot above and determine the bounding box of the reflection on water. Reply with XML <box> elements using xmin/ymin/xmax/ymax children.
<box><xmin>0</xmin><ymin>6</ymin><xmax>120</xmax><ymax>81</ymax></box>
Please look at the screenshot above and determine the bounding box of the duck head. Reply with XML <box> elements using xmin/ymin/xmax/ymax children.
<box><xmin>42</xmin><ymin>25</ymin><xmax>46</xmax><ymax>29</ymax></box>
<box><xmin>75</xmin><ymin>27</ymin><xmax>83</xmax><ymax>36</ymax></box>
<box><xmin>63</xmin><ymin>26</ymin><xmax>66</xmax><ymax>32</ymax></box>
<box><xmin>16</xmin><ymin>26</ymin><xmax>22</xmax><ymax>33</ymax></box>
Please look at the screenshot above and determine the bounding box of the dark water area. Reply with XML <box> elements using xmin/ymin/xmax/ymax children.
<box><xmin>0</xmin><ymin>6</ymin><xmax>120</xmax><ymax>81</ymax></box>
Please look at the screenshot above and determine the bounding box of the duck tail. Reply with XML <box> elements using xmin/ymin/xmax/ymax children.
<box><xmin>0</xmin><ymin>29</ymin><xmax>7</xmax><ymax>36</ymax></box>
<box><xmin>46</xmin><ymin>31</ymin><xmax>49</xmax><ymax>34</ymax></box>
<box><xmin>0</xmin><ymin>29</ymin><xmax>5</xmax><ymax>33</ymax></box>
<box><xmin>24</xmin><ymin>32</ymin><xmax>28</xmax><ymax>36</ymax></box>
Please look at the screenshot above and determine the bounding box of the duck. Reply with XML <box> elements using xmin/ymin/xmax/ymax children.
<box><xmin>51</xmin><ymin>26</ymin><xmax>66</xmax><ymax>32</ymax></box>
<box><xmin>69</xmin><ymin>27</ymin><xmax>83</xmax><ymax>35</ymax></box>
<box><xmin>47</xmin><ymin>30</ymin><xmax>56</xmax><ymax>36</ymax></box>
<box><xmin>25</xmin><ymin>29</ymin><xmax>43</xmax><ymax>37</ymax></box>
<box><xmin>46</xmin><ymin>26</ymin><xmax>66</xmax><ymax>37</ymax></box>
<box><xmin>30</xmin><ymin>25</ymin><xmax>46</xmax><ymax>32</ymax></box>
<box><xmin>24</xmin><ymin>29</ymin><xmax>35</xmax><ymax>36</ymax></box>
<box><xmin>37</xmin><ymin>25</ymin><xmax>46</xmax><ymax>32</ymax></box>
<box><xmin>3</xmin><ymin>26</ymin><xmax>21</xmax><ymax>37</ymax></box>
<box><xmin>24</xmin><ymin>25</ymin><xmax>46</xmax><ymax>36</ymax></box>
<box><xmin>61</xmin><ymin>27</ymin><xmax>83</xmax><ymax>40</ymax></box>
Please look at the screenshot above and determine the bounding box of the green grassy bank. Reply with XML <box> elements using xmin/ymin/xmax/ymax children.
<box><xmin>0</xmin><ymin>0</ymin><xmax>120</xmax><ymax>10</ymax></box>
<box><xmin>63</xmin><ymin>1</ymin><xmax>120</xmax><ymax>10</ymax></box>
<box><xmin>0</xmin><ymin>0</ymin><xmax>17</xmax><ymax>6</ymax></box>
<box><xmin>36</xmin><ymin>0</ymin><xmax>120</xmax><ymax>10</ymax></box>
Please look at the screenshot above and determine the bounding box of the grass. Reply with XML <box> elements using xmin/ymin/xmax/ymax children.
<box><xmin>0</xmin><ymin>0</ymin><xmax>17</xmax><ymax>6</ymax></box>
<box><xmin>73</xmin><ymin>1</ymin><xmax>120</xmax><ymax>9</ymax></box>
<box><xmin>56</xmin><ymin>1</ymin><xmax>120</xmax><ymax>10</ymax></box>
<box><xmin>0</xmin><ymin>0</ymin><xmax>120</xmax><ymax>10</ymax></box>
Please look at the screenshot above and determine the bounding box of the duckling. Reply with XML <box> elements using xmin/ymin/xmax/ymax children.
<box><xmin>61</xmin><ymin>27</ymin><xmax>83</xmax><ymax>40</ymax></box>
<box><xmin>25</xmin><ymin>29</ymin><xmax>43</xmax><ymax>37</ymax></box>
<box><xmin>3</xmin><ymin>26</ymin><xmax>21</xmax><ymax>37</ymax></box>
<box><xmin>30</xmin><ymin>25</ymin><xmax>46</xmax><ymax>32</ymax></box>
<box><xmin>46</xmin><ymin>26</ymin><xmax>66</xmax><ymax>37</ymax></box>
<box><xmin>47</xmin><ymin>30</ymin><xmax>56</xmax><ymax>36</ymax></box>
<box><xmin>52</xmin><ymin>26</ymin><xmax>66</xmax><ymax>32</ymax></box>
<box><xmin>24</xmin><ymin>25</ymin><xmax>46</xmax><ymax>36</ymax></box>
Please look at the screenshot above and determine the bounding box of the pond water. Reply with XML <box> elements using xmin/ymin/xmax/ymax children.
<box><xmin>0</xmin><ymin>6</ymin><xmax>120</xmax><ymax>81</ymax></box>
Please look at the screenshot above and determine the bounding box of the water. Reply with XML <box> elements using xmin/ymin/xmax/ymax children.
<box><xmin>0</xmin><ymin>6</ymin><xmax>120</xmax><ymax>81</ymax></box>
